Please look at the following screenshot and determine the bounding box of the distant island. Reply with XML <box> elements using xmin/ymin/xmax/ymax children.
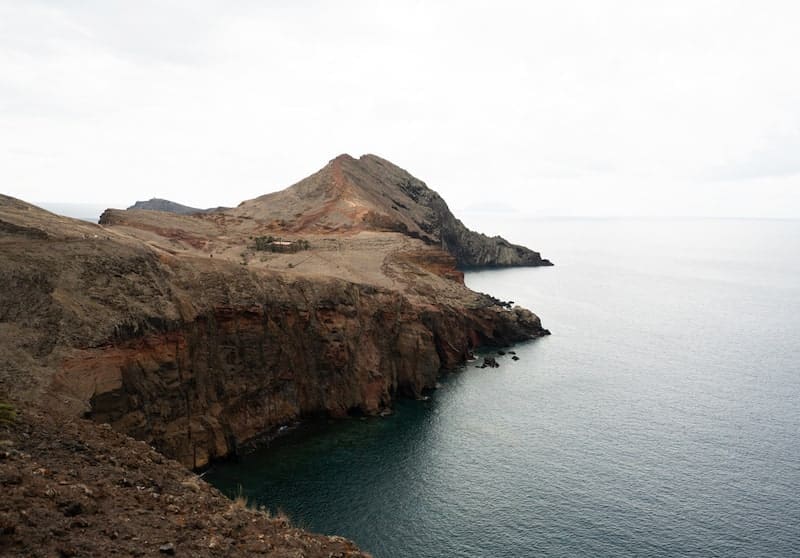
<box><xmin>127</xmin><ymin>198</ymin><xmax>230</xmax><ymax>215</ymax></box>
<box><xmin>0</xmin><ymin>154</ymin><xmax>551</xmax><ymax>556</ymax></box>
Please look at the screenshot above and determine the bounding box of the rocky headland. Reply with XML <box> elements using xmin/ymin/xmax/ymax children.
<box><xmin>0</xmin><ymin>154</ymin><xmax>550</xmax><ymax>555</ymax></box>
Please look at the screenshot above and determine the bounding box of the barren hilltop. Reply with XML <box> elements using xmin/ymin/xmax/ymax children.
<box><xmin>0</xmin><ymin>155</ymin><xmax>550</xmax><ymax>556</ymax></box>
<box><xmin>107</xmin><ymin>154</ymin><xmax>551</xmax><ymax>269</ymax></box>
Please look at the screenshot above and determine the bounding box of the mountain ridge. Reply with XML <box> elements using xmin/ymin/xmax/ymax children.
<box><xmin>230</xmin><ymin>154</ymin><xmax>552</xmax><ymax>268</ymax></box>
<box><xmin>122</xmin><ymin>155</ymin><xmax>551</xmax><ymax>268</ymax></box>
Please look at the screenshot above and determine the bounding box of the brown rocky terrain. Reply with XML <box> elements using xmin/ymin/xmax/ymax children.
<box><xmin>232</xmin><ymin>154</ymin><xmax>552</xmax><ymax>267</ymax></box>
<box><xmin>107</xmin><ymin>154</ymin><xmax>551</xmax><ymax>268</ymax></box>
<box><xmin>0</xmin><ymin>154</ymin><xmax>550</xmax><ymax>555</ymax></box>
<box><xmin>0</xmin><ymin>408</ymin><xmax>367</xmax><ymax>557</ymax></box>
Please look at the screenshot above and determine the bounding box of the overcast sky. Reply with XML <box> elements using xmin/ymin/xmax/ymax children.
<box><xmin>2</xmin><ymin>1</ymin><xmax>799</xmax><ymax>217</ymax></box>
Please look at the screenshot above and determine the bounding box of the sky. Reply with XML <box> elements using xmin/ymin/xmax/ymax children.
<box><xmin>2</xmin><ymin>0</ymin><xmax>799</xmax><ymax>218</ymax></box>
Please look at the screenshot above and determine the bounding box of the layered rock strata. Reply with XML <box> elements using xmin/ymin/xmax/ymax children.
<box><xmin>1</xmin><ymin>190</ymin><xmax>547</xmax><ymax>470</ymax></box>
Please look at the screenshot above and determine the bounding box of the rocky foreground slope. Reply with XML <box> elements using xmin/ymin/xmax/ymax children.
<box><xmin>0</xmin><ymin>409</ymin><xmax>366</xmax><ymax>557</ymax></box>
<box><xmin>0</xmin><ymin>155</ymin><xmax>550</xmax><ymax>555</ymax></box>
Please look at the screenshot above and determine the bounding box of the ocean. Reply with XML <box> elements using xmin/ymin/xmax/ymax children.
<box><xmin>205</xmin><ymin>218</ymin><xmax>800</xmax><ymax>557</ymax></box>
<box><xmin>35</xmin><ymin>202</ymin><xmax>112</xmax><ymax>223</ymax></box>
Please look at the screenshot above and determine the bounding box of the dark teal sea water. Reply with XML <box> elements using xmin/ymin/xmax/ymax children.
<box><xmin>205</xmin><ymin>218</ymin><xmax>800</xmax><ymax>557</ymax></box>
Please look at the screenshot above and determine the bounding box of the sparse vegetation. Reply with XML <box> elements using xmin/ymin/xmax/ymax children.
<box><xmin>229</xmin><ymin>485</ymin><xmax>289</xmax><ymax>523</ymax></box>
<box><xmin>0</xmin><ymin>402</ymin><xmax>16</xmax><ymax>425</ymax></box>
<box><xmin>232</xmin><ymin>485</ymin><xmax>250</xmax><ymax>509</ymax></box>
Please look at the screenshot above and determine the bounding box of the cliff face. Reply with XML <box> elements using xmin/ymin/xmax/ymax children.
<box><xmin>1</xmin><ymin>192</ymin><xmax>547</xmax><ymax>470</ymax></box>
<box><xmin>81</xmin><ymin>283</ymin><xmax>540</xmax><ymax>469</ymax></box>
<box><xmin>233</xmin><ymin>154</ymin><xmax>552</xmax><ymax>268</ymax></box>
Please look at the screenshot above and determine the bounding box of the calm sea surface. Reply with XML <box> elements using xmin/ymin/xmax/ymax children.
<box><xmin>205</xmin><ymin>218</ymin><xmax>800</xmax><ymax>557</ymax></box>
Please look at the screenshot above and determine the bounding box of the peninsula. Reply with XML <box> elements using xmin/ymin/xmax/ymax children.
<box><xmin>0</xmin><ymin>154</ymin><xmax>550</xmax><ymax>556</ymax></box>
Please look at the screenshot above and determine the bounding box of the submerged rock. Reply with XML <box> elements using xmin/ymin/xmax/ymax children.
<box><xmin>482</xmin><ymin>356</ymin><xmax>500</xmax><ymax>368</ymax></box>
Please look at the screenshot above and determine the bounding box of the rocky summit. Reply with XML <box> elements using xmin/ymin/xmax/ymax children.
<box><xmin>0</xmin><ymin>155</ymin><xmax>550</xmax><ymax>556</ymax></box>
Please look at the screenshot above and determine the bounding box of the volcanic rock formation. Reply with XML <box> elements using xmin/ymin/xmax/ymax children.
<box><xmin>230</xmin><ymin>154</ymin><xmax>552</xmax><ymax>268</ymax></box>
<box><xmin>2</xmin><ymin>155</ymin><xmax>550</xmax><ymax>472</ymax></box>
<box><xmin>0</xmin><ymin>156</ymin><xmax>554</xmax><ymax>554</ymax></box>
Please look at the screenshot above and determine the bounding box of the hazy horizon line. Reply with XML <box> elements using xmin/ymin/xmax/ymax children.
<box><xmin>30</xmin><ymin>201</ymin><xmax>800</xmax><ymax>223</ymax></box>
